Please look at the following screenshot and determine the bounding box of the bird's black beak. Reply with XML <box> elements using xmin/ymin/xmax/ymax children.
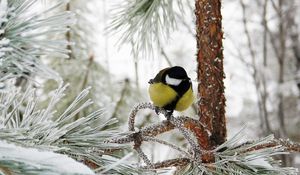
<box><xmin>148</xmin><ymin>79</ymin><xmax>154</xmax><ymax>84</ymax></box>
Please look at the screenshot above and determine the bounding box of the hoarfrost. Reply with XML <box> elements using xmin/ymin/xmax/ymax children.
<box><xmin>0</xmin><ymin>140</ymin><xmax>95</xmax><ymax>174</ymax></box>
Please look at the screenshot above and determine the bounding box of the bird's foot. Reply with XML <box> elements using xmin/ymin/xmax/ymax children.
<box><xmin>154</xmin><ymin>106</ymin><xmax>173</xmax><ymax>120</ymax></box>
<box><xmin>165</xmin><ymin>110</ymin><xmax>173</xmax><ymax>120</ymax></box>
<box><xmin>154</xmin><ymin>106</ymin><xmax>160</xmax><ymax>115</ymax></box>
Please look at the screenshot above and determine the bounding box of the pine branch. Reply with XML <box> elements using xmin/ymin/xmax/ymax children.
<box><xmin>0</xmin><ymin>0</ymin><xmax>75</xmax><ymax>83</ymax></box>
<box><xmin>0</xmin><ymin>140</ymin><xmax>94</xmax><ymax>175</ymax></box>
<box><xmin>108</xmin><ymin>0</ymin><xmax>184</xmax><ymax>59</ymax></box>
<box><xmin>108</xmin><ymin>102</ymin><xmax>300</xmax><ymax>174</ymax></box>
<box><xmin>143</xmin><ymin>136</ymin><xmax>190</xmax><ymax>157</ymax></box>
<box><xmin>0</xmin><ymin>85</ymin><xmax>147</xmax><ymax>174</ymax></box>
<box><xmin>246</xmin><ymin>138</ymin><xmax>300</xmax><ymax>153</ymax></box>
<box><xmin>142</xmin><ymin>158</ymin><xmax>190</xmax><ymax>169</ymax></box>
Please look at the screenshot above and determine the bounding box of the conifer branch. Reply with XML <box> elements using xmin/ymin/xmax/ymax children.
<box><xmin>0</xmin><ymin>85</ymin><xmax>146</xmax><ymax>174</ymax></box>
<box><xmin>142</xmin><ymin>158</ymin><xmax>191</xmax><ymax>169</ymax></box>
<box><xmin>108</xmin><ymin>0</ymin><xmax>184</xmax><ymax>58</ymax></box>
<box><xmin>0</xmin><ymin>0</ymin><xmax>75</xmax><ymax>83</ymax></box>
<box><xmin>0</xmin><ymin>140</ymin><xmax>94</xmax><ymax>175</ymax></box>
<box><xmin>109</xmin><ymin>102</ymin><xmax>300</xmax><ymax>174</ymax></box>
<box><xmin>246</xmin><ymin>138</ymin><xmax>300</xmax><ymax>153</ymax></box>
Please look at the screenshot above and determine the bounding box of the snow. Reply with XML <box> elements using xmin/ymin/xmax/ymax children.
<box><xmin>247</xmin><ymin>158</ymin><xmax>272</xmax><ymax>168</ymax></box>
<box><xmin>0</xmin><ymin>140</ymin><xmax>95</xmax><ymax>174</ymax></box>
<box><xmin>0</xmin><ymin>38</ymin><xmax>10</xmax><ymax>45</ymax></box>
<box><xmin>0</xmin><ymin>0</ymin><xmax>8</xmax><ymax>28</ymax></box>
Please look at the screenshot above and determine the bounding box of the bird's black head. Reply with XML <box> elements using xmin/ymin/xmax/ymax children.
<box><xmin>165</xmin><ymin>66</ymin><xmax>188</xmax><ymax>79</ymax></box>
<box><xmin>163</xmin><ymin>66</ymin><xmax>190</xmax><ymax>86</ymax></box>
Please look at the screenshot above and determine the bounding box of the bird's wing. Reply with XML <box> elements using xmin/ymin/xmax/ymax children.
<box><xmin>151</xmin><ymin>67</ymin><xmax>170</xmax><ymax>83</ymax></box>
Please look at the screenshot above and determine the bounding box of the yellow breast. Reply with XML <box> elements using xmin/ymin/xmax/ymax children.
<box><xmin>148</xmin><ymin>83</ymin><xmax>194</xmax><ymax>111</ymax></box>
<box><xmin>148</xmin><ymin>83</ymin><xmax>177</xmax><ymax>108</ymax></box>
<box><xmin>175</xmin><ymin>87</ymin><xmax>194</xmax><ymax>111</ymax></box>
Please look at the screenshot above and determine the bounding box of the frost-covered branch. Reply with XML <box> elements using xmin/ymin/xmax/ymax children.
<box><xmin>0</xmin><ymin>0</ymin><xmax>75</xmax><ymax>83</ymax></box>
<box><xmin>0</xmin><ymin>85</ymin><xmax>146</xmax><ymax>174</ymax></box>
<box><xmin>108</xmin><ymin>102</ymin><xmax>299</xmax><ymax>174</ymax></box>
<box><xmin>0</xmin><ymin>140</ymin><xmax>94</xmax><ymax>175</ymax></box>
<box><xmin>142</xmin><ymin>158</ymin><xmax>190</xmax><ymax>169</ymax></box>
<box><xmin>246</xmin><ymin>138</ymin><xmax>300</xmax><ymax>153</ymax></box>
<box><xmin>109</xmin><ymin>0</ymin><xmax>184</xmax><ymax>58</ymax></box>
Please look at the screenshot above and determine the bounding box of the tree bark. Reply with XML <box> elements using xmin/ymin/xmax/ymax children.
<box><xmin>195</xmin><ymin>0</ymin><xmax>226</xmax><ymax>151</ymax></box>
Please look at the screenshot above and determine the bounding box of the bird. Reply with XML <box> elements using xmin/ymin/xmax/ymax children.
<box><xmin>148</xmin><ymin>66</ymin><xmax>194</xmax><ymax>117</ymax></box>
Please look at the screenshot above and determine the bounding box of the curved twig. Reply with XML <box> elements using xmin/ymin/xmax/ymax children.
<box><xmin>107</xmin><ymin>102</ymin><xmax>300</xmax><ymax>171</ymax></box>
<box><xmin>142</xmin><ymin>158</ymin><xmax>191</xmax><ymax>169</ymax></box>
<box><xmin>126</xmin><ymin>103</ymin><xmax>209</xmax><ymax>164</ymax></box>
<box><xmin>143</xmin><ymin>136</ymin><xmax>191</xmax><ymax>158</ymax></box>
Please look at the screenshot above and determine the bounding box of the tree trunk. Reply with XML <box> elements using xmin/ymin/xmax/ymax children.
<box><xmin>195</xmin><ymin>0</ymin><xmax>227</xmax><ymax>153</ymax></box>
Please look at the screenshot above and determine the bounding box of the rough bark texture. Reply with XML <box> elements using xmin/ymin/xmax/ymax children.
<box><xmin>195</xmin><ymin>0</ymin><xmax>227</xmax><ymax>152</ymax></box>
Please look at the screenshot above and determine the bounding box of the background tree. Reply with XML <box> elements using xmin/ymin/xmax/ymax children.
<box><xmin>227</xmin><ymin>0</ymin><xmax>300</xmax><ymax>167</ymax></box>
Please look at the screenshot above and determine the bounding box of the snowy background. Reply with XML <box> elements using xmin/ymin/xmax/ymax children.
<box><xmin>1</xmin><ymin>0</ymin><xmax>299</xmax><ymax>173</ymax></box>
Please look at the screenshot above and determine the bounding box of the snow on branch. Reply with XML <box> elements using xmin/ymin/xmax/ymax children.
<box><xmin>0</xmin><ymin>140</ymin><xmax>94</xmax><ymax>175</ymax></box>
<box><xmin>108</xmin><ymin>0</ymin><xmax>184</xmax><ymax>59</ymax></box>
<box><xmin>108</xmin><ymin>102</ymin><xmax>300</xmax><ymax>174</ymax></box>
<box><xmin>0</xmin><ymin>85</ymin><xmax>146</xmax><ymax>174</ymax></box>
<box><xmin>0</xmin><ymin>0</ymin><xmax>75</xmax><ymax>84</ymax></box>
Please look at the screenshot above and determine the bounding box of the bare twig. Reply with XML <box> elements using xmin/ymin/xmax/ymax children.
<box><xmin>80</xmin><ymin>54</ymin><xmax>94</xmax><ymax>90</ymax></box>
<box><xmin>142</xmin><ymin>158</ymin><xmax>190</xmax><ymax>169</ymax></box>
<box><xmin>262</xmin><ymin>0</ymin><xmax>268</xmax><ymax>67</ymax></box>
<box><xmin>240</xmin><ymin>0</ymin><xmax>272</xmax><ymax>134</ymax></box>
<box><xmin>246</xmin><ymin>138</ymin><xmax>300</xmax><ymax>153</ymax></box>
<box><xmin>126</xmin><ymin>103</ymin><xmax>212</xmax><ymax>164</ymax></box>
<box><xmin>135</xmin><ymin>147</ymin><xmax>153</xmax><ymax>167</ymax></box>
<box><xmin>143</xmin><ymin>136</ymin><xmax>191</xmax><ymax>158</ymax></box>
<box><xmin>65</xmin><ymin>2</ymin><xmax>73</xmax><ymax>59</ymax></box>
<box><xmin>270</xmin><ymin>0</ymin><xmax>280</xmax><ymax>16</ymax></box>
<box><xmin>128</xmin><ymin>103</ymin><xmax>156</xmax><ymax>131</ymax></box>
<box><xmin>277</xmin><ymin>0</ymin><xmax>287</xmax><ymax>137</ymax></box>
<box><xmin>128</xmin><ymin>103</ymin><xmax>202</xmax><ymax>156</ymax></box>
<box><xmin>261</xmin><ymin>0</ymin><xmax>271</xmax><ymax>135</ymax></box>
<box><xmin>169</xmin><ymin>115</ymin><xmax>202</xmax><ymax>161</ymax></box>
<box><xmin>111</xmin><ymin>79</ymin><xmax>130</xmax><ymax>119</ymax></box>
<box><xmin>160</xmin><ymin>48</ymin><xmax>172</xmax><ymax>67</ymax></box>
<box><xmin>157</xmin><ymin>39</ymin><xmax>172</xmax><ymax>67</ymax></box>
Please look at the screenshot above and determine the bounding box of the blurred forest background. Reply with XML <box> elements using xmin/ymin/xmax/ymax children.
<box><xmin>0</xmin><ymin>0</ymin><xmax>300</xmax><ymax>174</ymax></box>
<box><xmin>60</xmin><ymin>0</ymin><xmax>300</xmax><ymax>167</ymax></box>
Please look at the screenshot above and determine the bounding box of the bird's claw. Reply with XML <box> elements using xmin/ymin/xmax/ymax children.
<box><xmin>154</xmin><ymin>106</ymin><xmax>173</xmax><ymax>120</ymax></box>
<box><xmin>165</xmin><ymin>110</ymin><xmax>173</xmax><ymax>120</ymax></box>
<box><xmin>154</xmin><ymin>106</ymin><xmax>160</xmax><ymax>115</ymax></box>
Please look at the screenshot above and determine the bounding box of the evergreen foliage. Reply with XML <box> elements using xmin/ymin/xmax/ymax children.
<box><xmin>109</xmin><ymin>0</ymin><xmax>184</xmax><ymax>58</ymax></box>
<box><xmin>0</xmin><ymin>0</ymin><xmax>74</xmax><ymax>84</ymax></box>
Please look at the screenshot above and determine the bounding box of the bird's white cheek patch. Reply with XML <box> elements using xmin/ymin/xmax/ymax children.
<box><xmin>166</xmin><ymin>75</ymin><xmax>182</xmax><ymax>86</ymax></box>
